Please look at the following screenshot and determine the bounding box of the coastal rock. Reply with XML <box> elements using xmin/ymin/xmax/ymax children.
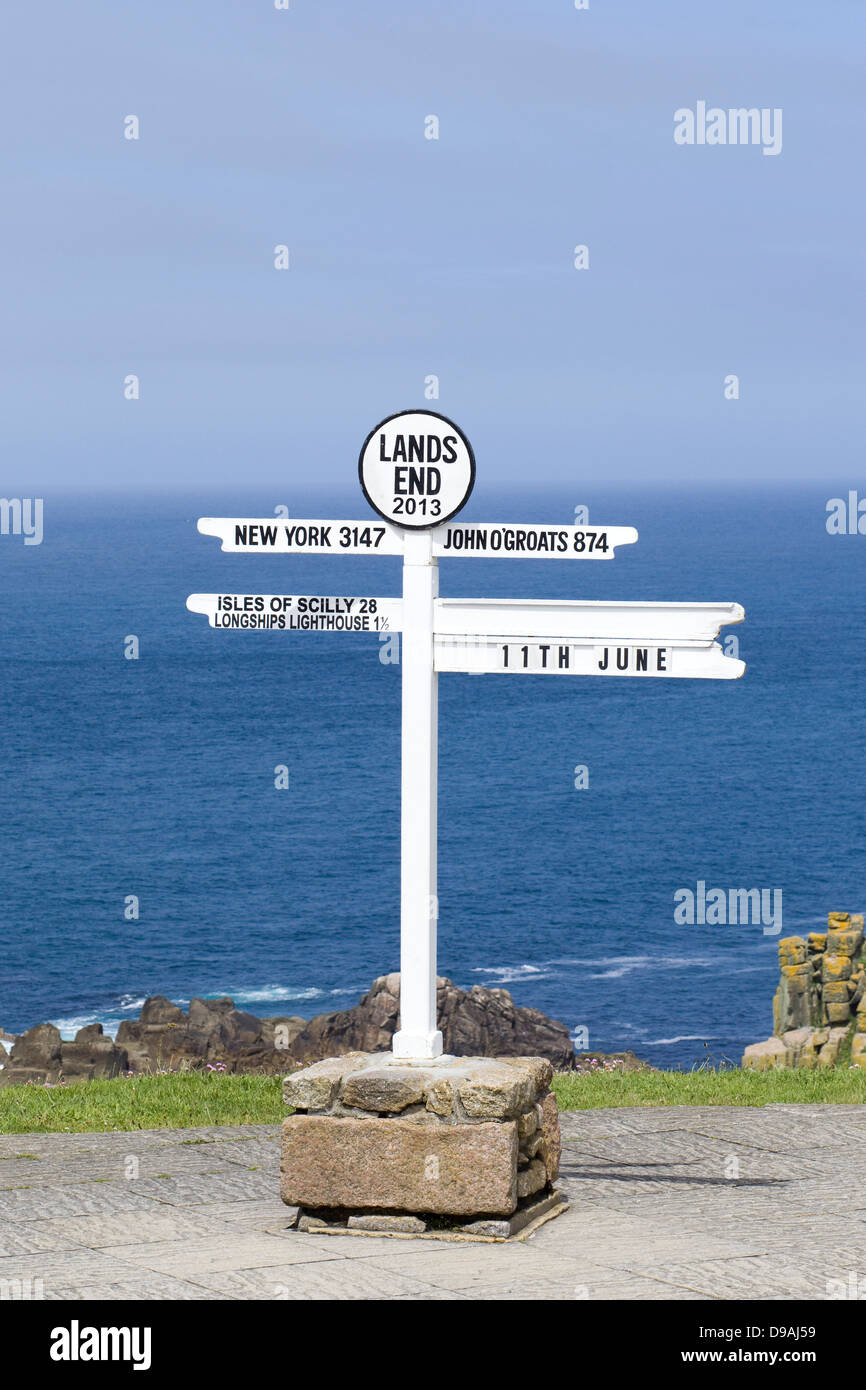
<box><xmin>115</xmin><ymin>999</ymin><xmax>308</xmax><ymax>1075</ymax></box>
<box><xmin>773</xmin><ymin>960</ymin><xmax>815</xmax><ymax>1035</ymax></box>
<box><xmin>140</xmin><ymin>996</ymin><xmax>185</xmax><ymax>1025</ymax></box>
<box><xmin>827</xmin><ymin>928</ymin><xmax>863</xmax><ymax>958</ymax></box>
<box><xmin>778</xmin><ymin>938</ymin><xmax>808</xmax><ymax>967</ymax></box>
<box><xmin>0</xmin><ymin>1022</ymin><xmax>128</xmax><ymax>1086</ymax></box>
<box><xmin>742</xmin><ymin>1036</ymin><xmax>794</xmax><ymax>1071</ymax></box>
<box><xmin>261</xmin><ymin>1017</ymin><xmax>307</xmax><ymax>1050</ymax></box>
<box><xmin>823</xmin><ymin>955</ymin><xmax>852</xmax><ymax>983</ymax></box>
<box><xmin>744</xmin><ymin>911</ymin><xmax>866</xmax><ymax>1069</ymax></box>
<box><xmin>573</xmin><ymin>1050</ymin><xmax>653</xmax><ymax>1074</ymax></box>
<box><xmin>1</xmin><ymin>976</ymin><xmax>575</xmax><ymax>1084</ymax></box>
<box><xmin>288</xmin><ymin>976</ymin><xmax>575</xmax><ymax>1070</ymax></box>
<box><xmin>59</xmin><ymin>1025</ymin><xmax>129</xmax><ymax>1082</ymax></box>
<box><xmin>286</xmin><ymin>976</ymin><xmax>402</xmax><ymax>1059</ymax></box>
<box><xmin>4</xmin><ymin>1023</ymin><xmax>63</xmax><ymax>1084</ymax></box>
<box><xmin>438</xmin><ymin>982</ymin><xmax>573</xmax><ymax>1068</ymax></box>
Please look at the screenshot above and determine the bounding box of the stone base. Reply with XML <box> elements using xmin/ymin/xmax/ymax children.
<box><xmin>289</xmin><ymin>1187</ymin><xmax>568</xmax><ymax>1243</ymax></box>
<box><xmin>281</xmin><ymin>1052</ymin><xmax>561</xmax><ymax>1222</ymax></box>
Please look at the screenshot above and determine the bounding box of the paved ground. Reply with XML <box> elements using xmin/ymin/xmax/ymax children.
<box><xmin>0</xmin><ymin>1104</ymin><xmax>863</xmax><ymax>1300</ymax></box>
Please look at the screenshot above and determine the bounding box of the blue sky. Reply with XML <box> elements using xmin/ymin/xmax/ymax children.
<box><xmin>2</xmin><ymin>1</ymin><xmax>863</xmax><ymax>490</ymax></box>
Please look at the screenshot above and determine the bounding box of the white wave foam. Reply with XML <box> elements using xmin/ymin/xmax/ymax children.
<box><xmin>208</xmin><ymin>986</ymin><xmax>326</xmax><ymax>1005</ymax></box>
<box><xmin>473</xmin><ymin>964</ymin><xmax>543</xmax><ymax>976</ymax></box>
<box><xmin>472</xmin><ymin>964</ymin><xmax>553</xmax><ymax>985</ymax></box>
<box><xmin>51</xmin><ymin>1014</ymin><xmax>124</xmax><ymax>1041</ymax></box>
<box><xmin>641</xmin><ymin>1035</ymin><xmax>719</xmax><ymax>1046</ymax></box>
<box><xmin>554</xmin><ymin>955</ymin><xmax>724</xmax><ymax>980</ymax></box>
<box><xmin>473</xmin><ymin>954</ymin><xmax>754</xmax><ymax>986</ymax></box>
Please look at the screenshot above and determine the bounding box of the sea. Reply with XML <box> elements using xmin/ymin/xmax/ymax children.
<box><xmin>1</xmin><ymin>484</ymin><xmax>863</xmax><ymax>1069</ymax></box>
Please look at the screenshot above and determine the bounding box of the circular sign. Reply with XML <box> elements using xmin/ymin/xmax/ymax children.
<box><xmin>358</xmin><ymin>409</ymin><xmax>475</xmax><ymax>530</ymax></box>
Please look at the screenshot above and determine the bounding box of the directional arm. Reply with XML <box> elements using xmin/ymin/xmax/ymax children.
<box><xmin>196</xmin><ymin>518</ymin><xmax>405</xmax><ymax>556</ymax></box>
<box><xmin>431</xmin><ymin>521</ymin><xmax>638</xmax><ymax>558</ymax></box>
<box><xmin>435</xmin><ymin>638</ymin><xmax>744</xmax><ymax>678</ymax></box>
<box><xmin>186</xmin><ymin>593</ymin><xmax>402</xmax><ymax>633</ymax></box>
<box><xmin>434</xmin><ymin>598</ymin><xmax>744</xmax><ymax>642</ymax></box>
<box><xmin>432</xmin><ymin>598</ymin><xmax>745</xmax><ymax>679</ymax></box>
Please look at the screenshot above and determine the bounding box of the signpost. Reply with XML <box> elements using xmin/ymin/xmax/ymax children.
<box><xmin>189</xmin><ymin>409</ymin><xmax>745</xmax><ymax>1060</ymax></box>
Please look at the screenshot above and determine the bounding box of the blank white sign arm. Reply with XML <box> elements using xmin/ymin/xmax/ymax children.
<box><xmin>434</xmin><ymin>599</ymin><xmax>744</xmax><ymax>643</ymax></box>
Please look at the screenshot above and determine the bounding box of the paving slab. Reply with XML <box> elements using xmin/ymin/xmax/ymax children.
<box><xmin>1</xmin><ymin>1108</ymin><xmax>864</xmax><ymax>1300</ymax></box>
<box><xmin>191</xmin><ymin>1262</ymin><xmax>447</xmax><ymax>1301</ymax></box>
<box><xmin>25</xmin><ymin>1209</ymin><xmax>237</xmax><ymax>1248</ymax></box>
<box><xmin>96</xmin><ymin>1232</ymin><xmax>336</xmax><ymax>1278</ymax></box>
<box><xmin>124</xmin><ymin>1170</ymin><xmax>278</xmax><ymax>1206</ymax></box>
<box><xmin>0</xmin><ymin>1186</ymin><xmax>162</xmax><ymax>1221</ymax></box>
<box><xmin>0</xmin><ymin>1249</ymin><xmax>143</xmax><ymax>1290</ymax></box>
<box><xmin>43</xmin><ymin>1274</ymin><xmax>233</xmax><ymax>1301</ymax></box>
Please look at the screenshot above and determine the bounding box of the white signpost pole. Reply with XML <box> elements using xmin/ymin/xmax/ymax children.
<box><xmin>394</xmin><ymin>531</ymin><xmax>442</xmax><ymax>1058</ymax></box>
<box><xmin>357</xmin><ymin>409</ymin><xmax>478</xmax><ymax>1060</ymax></box>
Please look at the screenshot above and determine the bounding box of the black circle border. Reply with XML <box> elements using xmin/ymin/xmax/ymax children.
<box><xmin>357</xmin><ymin>408</ymin><xmax>476</xmax><ymax>531</ymax></box>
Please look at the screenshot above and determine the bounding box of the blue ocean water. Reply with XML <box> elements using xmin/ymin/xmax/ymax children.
<box><xmin>1</xmin><ymin>485</ymin><xmax>863</xmax><ymax>1068</ymax></box>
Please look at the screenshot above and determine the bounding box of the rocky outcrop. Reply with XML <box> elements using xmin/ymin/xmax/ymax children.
<box><xmin>0</xmin><ymin>976</ymin><xmax>576</xmax><ymax>1084</ymax></box>
<box><xmin>437</xmin><ymin>977</ymin><xmax>574</xmax><ymax>1069</ymax></box>
<box><xmin>114</xmin><ymin>996</ymin><xmax>308</xmax><ymax>1075</ymax></box>
<box><xmin>743</xmin><ymin>912</ymin><xmax>866</xmax><ymax>1069</ymax></box>
<box><xmin>289</xmin><ymin>975</ymin><xmax>576</xmax><ymax>1071</ymax></box>
<box><xmin>572</xmin><ymin>1050</ymin><xmax>652</xmax><ymax>1074</ymax></box>
<box><xmin>1</xmin><ymin>1022</ymin><xmax>129</xmax><ymax>1085</ymax></box>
